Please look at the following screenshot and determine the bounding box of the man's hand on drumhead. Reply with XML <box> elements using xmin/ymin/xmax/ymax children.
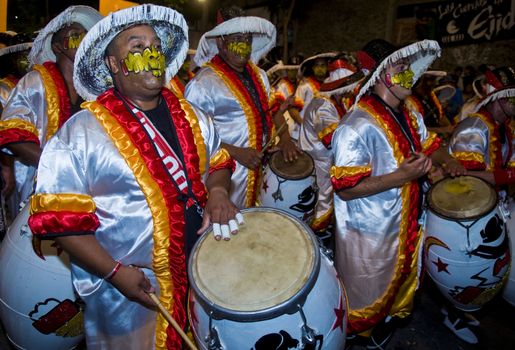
<box><xmin>198</xmin><ymin>187</ymin><xmax>243</xmax><ymax>240</ymax></box>
<box><xmin>442</xmin><ymin>158</ymin><xmax>466</xmax><ymax>177</ymax></box>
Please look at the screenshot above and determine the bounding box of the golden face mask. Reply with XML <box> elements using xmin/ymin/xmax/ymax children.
<box><xmin>313</xmin><ymin>65</ymin><xmax>328</xmax><ymax>78</ymax></box>
<box><xmin>121</xmin><ymin>45</ymin><xmax>166</xmax><ymax>77</ymax></box>
<box><xmin>64</xmin><ymin>32</ymin><xmax>85</xmax><ymax>50</ymax></box>
<box><xmin>388</xmin><ymin>67</ymin><xmax>415</xmax><ymax>89</ymax></box>
<box><xmin>227</xmin><ymin>41</ymin><xmax>252</xmax><ymax>58</ymax></box>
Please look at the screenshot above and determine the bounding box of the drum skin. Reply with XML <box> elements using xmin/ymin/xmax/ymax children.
<box><xmin>424</xmin><ymin>178</ymin><xmax>511</xmax><ymax>312</ymax></box>
<box><xmin>502</xmin><ymin>200</ymin><xmax>515</xmax><ymax>306</ymax></box>
<box><xmin>259</xmin><ymin>151</ymin><xmax>318</xmax><ymax>224</ymax></box>
<box><xmin>188</xmin><ymin>208</ymin><xmax>346</xmax><ymax>350</ymax></box>
<box><xmin>0</xmin><ymin>205</ymin><xmax>84</xmax><ymax>350</ymax></box>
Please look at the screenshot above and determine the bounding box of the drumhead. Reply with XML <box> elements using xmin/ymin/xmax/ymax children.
<box><xmin>427</xmin><ymin>176</ymin><xmax>497</xmax><ymax>219</ymax></box>
<box><xmin>189</xmin><ymin>208</ymin><xmax>318</xmax><ymax>319</ymax></box>
<box><xmin>269</xmin><ymin>151</ymin><xmax>314</xmax><ymax>180</ymax></box>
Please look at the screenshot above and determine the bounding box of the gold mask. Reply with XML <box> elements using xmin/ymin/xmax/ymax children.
<box><xmin>122</xmin><ymin>46</ymin><xmax>166</xmax><ymax>77</ymax></box>
<box><xmin>64</xmin><ymin>33</ymin><xmax>85</xmax><ymax>50</ymax></box>
<box><xmin>227</xmin><ymin>42</ymin><xmax>252</xmax><ymax>58</ymax></box>
<box><xmin>390</xmin><ymin>67</ymin><xmax>415</xmax><ymax>89</ymax></box>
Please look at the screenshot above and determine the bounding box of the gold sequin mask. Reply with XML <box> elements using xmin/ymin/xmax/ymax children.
<box><xmin>227</xmin><ymin>42</ymin><xmax>252</xmax><ymax>58</ymax></box>
<box><xmin>121</xmin><ymin>45</ymin><xmax>166</xmax><ymax>77</ymax></box>
<box><xmin>386</xmin><ymin>67</ymin><xmax>415</xmax><ymax>89</ymax></box>
<box><xmin>64</xmin><ymin>33</ymin><xmax>85</xmax><ymax>50</ymax></box>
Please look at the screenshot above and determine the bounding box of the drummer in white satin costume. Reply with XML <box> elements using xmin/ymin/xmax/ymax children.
<box><xmin>0</xmin><ymin>6</ymin><xmax>102</xmax><ymax>217</ymax></box>
<box><xmin>450</xmin><ymin>66</ymin><xmax>515</xmax><ymax>184</ymax></box>
<box><xmin>28</xmin><ymin>5</ymin><xmax>241</xmax><ymax>349</ymax></box>
<box><xmin>0</xmin><ymin>33</ymin><xmax>32</xmax><ymax>108</ymax></box>
<box><xmin>298</xmin><ymin>54</ymin><xmax>363</xmax><ymax>233</ymax></box>
<box><xmin>185</xmin><ymin>6</ymin><xmax>299</xmax><ymax>208</ymax></box>
<box><xmin>330</xmin><ymin>39</ymin><xmax>464</xmax><ymax>345</ymax></box>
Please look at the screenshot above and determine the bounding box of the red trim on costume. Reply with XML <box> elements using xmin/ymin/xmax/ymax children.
<box><xmin>459</xmin><ymin>159</ymin><xmax>487</xmax><ymax>171</ymax></box>
<box><xmin>423</xmin><ymin>137</ymin><xmax>442</xmax><ymax>156</ymax></box>
<box><xmin>494</xmin><ymin>168</ymin><xmax>515</xmax><ymax>185</ymax></box>
<box><xmin>331</xmin><ymin>171</ymin><xmax>371</xmax><ymax>191</ymax></box>
<box><xmin>208</xmin><ymin>158</ymin><xmax>236</xmax><ymax>175</ymax></box>
<box><xmin>346</xmin><ymin>95</ymin><xmax>423</xmax><ymax>333</ymax></box>
<box><xmin>307</xmin><ymin>76</ymin><xmax>322</xmax><ymax>92</ymax></box>
<box><xmin>43</xmin><ymin>62</ymin><xmax>72</xmax><ymax>128</ymax></box>
<box><xmin>29</xmin><ymin>211</ymin><xmax>99</xmax><ymax>236</ymax></box>
<box><xmin>0</xmin><ymin>128</ymin><xmax>40</xmax><ymax>147</ymax></box>
<box><xmin>321</xmin><ymin>131</ymin><xmax>335</xmax><ymax>149</ymax></box>
<box><xmin>97</xmin><ymin>88</ymin><xmax>206</xmax><ymax>348</ymax></box>
<box><xmin>476</xmin><ymin>109</ymin><xmax>506</xmax><ymax>171</ymax></box>
<box><xmin>3</xmin><ymin>75</ymin><xmax>19</xmax><ymax>86</ymax></box>
<box><xmin>328</xmin><ymin>59</ymin><xmax>356</xmax><ymax>72</ymax></box>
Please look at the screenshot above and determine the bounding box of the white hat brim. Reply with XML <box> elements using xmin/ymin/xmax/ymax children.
<box><xmin>354</xmin><ymin>40</ymin><xmax>441</xmax><ymax>105</ymax></box>
<box><xmin>73</xmin><ymin>4</ymin><xmax>189</xmax><ymax>101</ymax></box>
<box><xmin>194</xmin><ymin>16</ymin><xmax>276</xmax><ymax>67</ymax></box>
<box><xmin>28</xmin><ymin>5</ymin><xmax>102</xmax><ymax>67</ymax></box>
<box><xmin>0</xmin><ymin>42</ymin><xmax>32</xmax><ymax>57</ymax></box>
<box><xmin>474</xmin><ymin>87</ymin><xmax>515</xmax><ymax>112</ymax></box>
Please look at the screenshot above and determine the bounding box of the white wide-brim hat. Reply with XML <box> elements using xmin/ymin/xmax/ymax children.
<box><xmin>194</xmin><ymin>16</ymin><xmax>276</xmax><ymax>67</ymax></box>
<box><xmin>74</xmin><ymin>4</ymin><xmax>189</xmax><ymax>102</ymax></box>
<box><xmin>474</xmin><ymin>67</ymin><xmax>515</xmax><ymax>112</ymax></box>
<box><xmin>355</xmin><ymin>39</ymin><xmax>441</xmax><ymax>104</ymax></box>
<box><xmin>28</xmin><ymin>5</ymin><xmax>102</xmax><ymax>67</ymax></box>
<box><xmin>319</xmin><ymin>62</ymin><xmax>364</xmax><ymax>97</ymax></box>
<box><xmin>298</xmin><ymin>52</ymin><xmax>337</xmax><ymax>78</ymax></box>
<box><xmin>433</xmin><ymin>84</ymin><xmax>456</xmax><ymax>102</ymax></box>
<box><xmin>266</xmin><ymin>60</ymin><xmax>299</xmax><ymax>76</ymax></box>
<box><xmin>0</xmin><ymin>42</ymin><xmax>32</xmax><ymax>57</ymax></box>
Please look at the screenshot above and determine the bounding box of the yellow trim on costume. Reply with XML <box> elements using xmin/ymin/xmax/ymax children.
<box><xmin>33</xmin><ymin>64</ymin><xmax>60</xmax><ymax>141</ymax></box>
<box><xmin>471</xmin><ymin>112</ymin><xmax>497</xmax><ymax>170</ymax></box>
<box><xmin>318</xmin><ymin>122</ymin><xmax>339</xmax><ymax>142</ymax></box>
<box><xmin>30</xmin><ymin>193</ymin><xmax>96</xmax><ymax>214</ymax></box>
<box><xmin>0</xmin><ymin>118</ymin><xmax>38</xmax><ymax>137</ymax></box>
<box><xmin>330</xmin><ymin>165</ymin><xmax>371</xmax><ymax>178</ymax></box>
<box><xmin>83</xmin><ymin>101</ymin><xmax>173</xmax><ymax>349</ymax></box>
<box><xmin>348</xmin><ymin>101</ymin><xmax>419</xmax><ymax>323</ymax></box>
<box><xmin>453</xmin><ymin>151</ymin><xmax>485</xmax><ymax>164</ymax></box>
<box><xmin>0</xmin><ymin>77</ymin><xmax>16</xmax><ymax>90</ymax></box>
<box><xmin>507</xmin><ymin>161</ymin><xmax>515</xmax><ymax>169</ymax></box>
<box><xmin>209</xmin><ymin>148</ymin><xmax>231</xmax><ymax>169</ymax></box>
<box><xmin>421</xmin><ymin>131</ymin><xmax>439</xmax><ymax>152</ymax></box>
<box><xmin>310</xmin><ymin>206</ymin><xmax>333</xmax><ymax>230</ymax></box>
<box><xmin>166</xmin><ymin>77</ymin><xmax>184</xmax><ymax>97</ymax></box>
<box><xmin>207</xmin><ymin>61</ymin><xmax>260</xmax><ymax>208</ymax></box>
<box><xmin>177</xmin><ymin>97</ymin><xmax>207</xmax><ymax>174</ymax></box>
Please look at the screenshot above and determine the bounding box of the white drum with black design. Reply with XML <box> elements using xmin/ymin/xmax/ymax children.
<box><xmin>424</xmin><ymin>176</ymin><xmax>511</xmax><ymax>312</ymax></box>
<box><xmin>259</xmin><ymin>151</ymin><xmax>318</xmax><ymax>224</ymax></box>
<box><xmin>0</xmin><ymin>204</ymin><xmax>84</xmax><ymax>350</ymax></box>
<box><xmin>188</xmin><ymin>208</ymin><xmax>346</xmax><ymax>349</ymax></box>
<box><xmin>502</xmin><ymin>199</ymin><xmax>515</xmax><ymax>306</ymax></box>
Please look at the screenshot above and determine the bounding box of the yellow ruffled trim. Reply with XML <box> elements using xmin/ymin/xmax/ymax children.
<box><xmin>177</xmin><ymin>97</ymin><xmax>207</xmax><ymax>175</ymax></box>
<box><xmin>83</xmin><ymin>101</ymin><xmax>172</xmax><ymax>349</ymax></box>
<box><xmin>330</xmin><ymin>165</ymin><xmax>371</xmax><ymax>179</ymax></box>
<box><xmin>507</xmin><ymin>161</ymin><xmax>515</xmax><ymax>169</ymax></box>
<box><xmin>0</xmin><ymin>118</ymin><xmax>38</xmax><ymax>137</ymax></box>
<box><xmin>310</xmin><ymin>206</ymin><xmax>333</xmax><ymax>231</ymax></box>
<box><xmin>421</xmin><ymin>131</ymin><xmax>439</xmax><ymax>152</ymax></box>
<box><xmin>209</xmin><ymin>148</ymin><xmax>231</xmax><ymax>169</ymax></box>
<box><xmin>348</xmin><ymin>101</ymin><xmax>418</xmax><ymax>323</ymax></box>
<box><xmin>470</xmin><ymin>112</ymin><xmax>496</xmax><ymax>170</ymax></box>
<box><xmin>33</xmin><ymin>65</ymin><xmax>60</xmax><ymax>141</ymax></box>
<box><xmin>0</xmin><ymin>77</ymin><xmax>16</xmax><ymax>90</ymax></box>
<box><xmin>317</xmin><ymin>122</ymin><xmax>339</xmax><ymax>142</ymax></box>
<box><xmin>166</xmin><ymin>77</ymin><xmax>184</xmax><ymax>98</ymax></box>
<box><xmin>30</xmin><ymin>193</ymin><xmax>96</xmax><ymax>214</ymax></box>
<box><xmin>207</xmin><ymin>61</ymin><xmax>261</xmax><ymax>207</ymax></box>
<box><xmin>453</xmin><ymin>151</ymin><xmax>485</xmax><ymax>164</ymax></box>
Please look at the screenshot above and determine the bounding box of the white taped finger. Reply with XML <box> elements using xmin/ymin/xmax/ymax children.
<box><xmin>221</xmin><ymin>225</ymin><xmax>230</xmax><ymax>240</ymax></box>
<box><xmin>235</xmin><ymin>212</ymin><xmax>244</xmax><ymax>225</ymax></box>
<box><xmin>229</xmin><ymin>220</ymin><xmax>238</xmax><ymax>234</ymax></box>
<box><xmin>212</xmin><ymin>223</ymin><xmax>221</xmax><ymax>240</ymax></box>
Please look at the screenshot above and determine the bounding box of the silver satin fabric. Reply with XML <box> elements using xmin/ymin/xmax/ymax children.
<box><xmin>331</xmin><ymin>105</ymin><xmax>429</xmax><ymax>310</ymax></box>
<box><xmin>184</xmin><ymin>64</ymin><xmax>270</xmax><ymax>208</ymax></box>
<box><xmin>1</xmin><ymin>70</ymin><xmax>49</xmax><ymax>217</ymax></box>
<box><xmin>295</xmin><ymin>78</ymin><xmax>319</xmax><ymax>119</ymax></box>
<box><xmin>0</xmin><ymin>81</ymin><xmax>13</xmax><ymax>108</ymax></box>
<box><xmin>449</xmin><ymin>115</ymin><xmax>513</xmax><ymax>167</ymax></box>
<box><xmin>272</xmin><ymin>78</ymin><xmax>299</xmax><ymax>139</ymax></box>
<box><xmin>298</xmin><ymin>96</ymin><xmax>339</xmax><ymax>228</ymax></box>
<box><xmin>33</xmin><ymin>105</ymin><xmax>222</xmax><ymax>349</ymax></box>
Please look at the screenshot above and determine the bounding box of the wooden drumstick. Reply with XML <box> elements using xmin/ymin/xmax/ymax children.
<box><xmin>148</xmin><ymin>292</ymin><xmax>199</xmax><ymax>350</ymax></box>
<box><xmin>261</xmin><ymin>121</ymin><xmax>288</xmax><ymax>155</ymax></box>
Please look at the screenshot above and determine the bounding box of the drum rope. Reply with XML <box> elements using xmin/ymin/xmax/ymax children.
<box><xmin>271</xmin><ymin>175</ymin><xmax>288</xmax><ymax>202</ymax></box>
<box><xmin>454</xmin><ymin>219</ymin><xmax>481</xmax><ymax>253</ymax></box>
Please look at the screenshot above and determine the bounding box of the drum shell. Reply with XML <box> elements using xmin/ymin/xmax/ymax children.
<box><xmin>0</xmin><ymin>205</ymin><xmax>83</xmax><ymax>350</ymax></box>
<box><xmin>259</xmin><ymin>153</ymin><xmax>317</xmax><ymax>224</ymax></box>
<box><xmin>424</xmin><ymin>206</ymin><xmax>510</xmax><ymax>312</ymax></box>
<box><xmin>189</xmin><ymin>252</ymin><xmax>346</xmax><ymax>349</ymax></box>
<box><xmin>502</xmin><ymin>200</ymin><xmax>515</xmax><ymax>306</ymax></box>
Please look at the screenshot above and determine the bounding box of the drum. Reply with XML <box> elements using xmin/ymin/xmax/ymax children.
<box><xmin>259</xmin><ymin>151</ymin><xmax>318</xmax><ymax>224</ymax></box>
<box><xmin>424</xmin><ymin>176</ymin><xmax>511</xmax><ymax>312</ymax></box>
<box><xmin>502</xmin><ymin>199</ymin><xmax>515</xmax><ymax>306</ymax></box>
<box><xmin>188</xmin><ymin>208</ymin><xmax>346</xmax><ymax>350</ymax></box>
<box><xmin>0</xmin><ymin>204</ymin><xmax>84</xmax><ymax>350</ymax></box>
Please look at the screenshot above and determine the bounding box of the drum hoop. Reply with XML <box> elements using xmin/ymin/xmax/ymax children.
<box><xmin>426</xmin><ymin>176</ymin><xmax>498</xmax><ymax>221</ymax></box>
<box><xmin>269</xmin><ymin>151</ymin><xmax>315</xmax><ymax>180</ymax></box>
<box><xmin>187</xmin><ymin>207</ymin><xmax>321</xmax><ymax>322</ymax></box>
